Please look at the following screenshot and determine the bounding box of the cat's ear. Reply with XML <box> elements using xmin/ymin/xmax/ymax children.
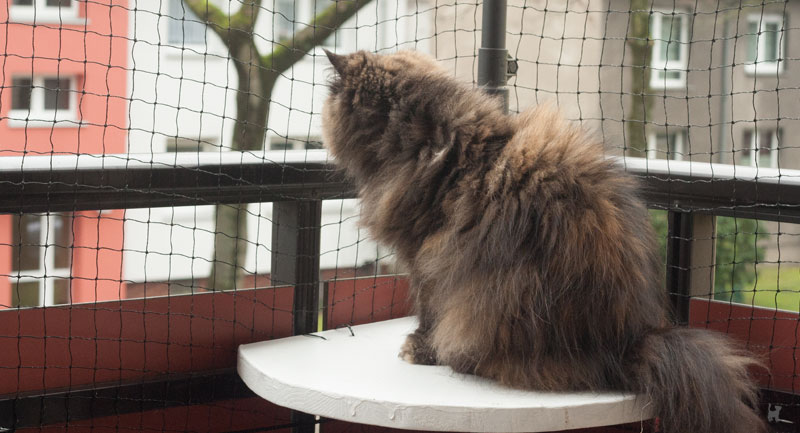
<box><xmin>324</xmin><ymin>49</ymin><xmax>348</xmax><ymax>76</ymax></box>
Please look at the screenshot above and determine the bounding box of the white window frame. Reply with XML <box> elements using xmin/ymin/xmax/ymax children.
<box><xmin>11</xmin><ymin>214</ymin><xmax>72</xmax><ymax>308</ymax></box>
<box><xmin>647</xmin><ymin>129</ymin><xmax>686</xmax><ymax>161</ymax></box>
<box><xmin>9</xmin><ymin>0</ymin><xmax>82</xmax><ymax>24</ymax></box>
<box><xmin>8</xmin><ymin>75</ymin><xmax>78</xmax><ymax>127</ymax></box>
<box><xmin>744</xmin><ymin>14</ymin><xmax>785</xmax><ymax>75</ymax></box>
<box><xmin>740</xmin><ymin>128</ymin><xmax>779</xmax><ymax>168</ymax></box>
<box><xmin>649</xmin><ymin>11</ymin><xmax>689</xmax><ymax>89</ymax></box>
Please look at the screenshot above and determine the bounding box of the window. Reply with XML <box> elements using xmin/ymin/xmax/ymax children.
<box><xmin>11</xmin><ymin>214</ymin><xmax>73</xmax><ymax>308</ymax></box>
<box><xmin>167</xmin><ymin>0</ymin><xmax>207</xmax><ymax>46</ymax></box>
<box><xmin>9</xmin><ymin>0</ymin><xmax>79</xmax><ymax>22</ymax></box>
<box><xmin>650</xmin><ymin>12</ymin><xmax>689</xmax><ymax>89</ymax></box>
<box><xmin>741</xmin><ymin>129</ymin><xmax>779</xmax><ymax>168</ymax></box>
<box><xmin>274</xmin><ymin>0</ymin><xmax>296</xmax><ymax>42</ymax></box>
<box><xmin>745</xmin><ymin>14</ymin><xmax>784</xmax><ymax>75</ymax></box>
<box><xmin>647</xmin><ymin>129</ymin><xmax>686</xmax><ymax>161</ymax></box>
<box><xmin>166</xmin><ymin>136</ymin><xmax>217</xmax><ymax>152</ymax></box>
<box><xmin>269</xmin><ymin>136</ymin><xmax>323</xmax><ymax>150</ymax></box>
<box><xmin>273</xmin><ymin>0</ymin><xmax>339</xmax><ymax>46</ymax></box>
<box><xmin>9</xmin><ymin>76</ymin><xmax>76</xmax><ymax>124</ymax></box>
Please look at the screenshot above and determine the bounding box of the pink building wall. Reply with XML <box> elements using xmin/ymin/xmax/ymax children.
<box><xmin>0</xmin><ymin>0</ymin><xmax>129</xmax><ymax>307</ymax></box>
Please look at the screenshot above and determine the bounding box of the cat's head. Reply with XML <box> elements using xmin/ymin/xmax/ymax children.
<box><xmin>323</xmin><ymin>49</ymin><xmax>444</xmax><ymax>105</ymax></box>
<box><xmin>321</xmin><ymin>50</ymin><xmax>448</xmax><ymax>176</ymax></box>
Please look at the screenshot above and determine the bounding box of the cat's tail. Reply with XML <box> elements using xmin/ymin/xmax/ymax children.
<box><xmin>632</xmin><ymin>327</ymin><xmax>766</xmax><ymax>433</ymax></box>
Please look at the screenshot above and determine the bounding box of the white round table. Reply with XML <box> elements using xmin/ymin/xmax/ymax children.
<box><xmin>237</xmin><ymin>317</ymin><xmax>651</xmax><ymax>432</ymax></box>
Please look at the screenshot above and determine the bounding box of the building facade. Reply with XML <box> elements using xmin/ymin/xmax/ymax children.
<box><xmin>0</xmin><ymin>0</ymin><xmax>129</xmax><ymax>307</ymax></box>
<box><xmin>440</xmin><ymin>0</ymin><xmax>799</xmax><ymax>280</ymax></box>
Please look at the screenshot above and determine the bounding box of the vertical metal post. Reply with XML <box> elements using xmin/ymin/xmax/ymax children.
<box><xmin>666</xmin><ymin>212</ymin><xmax>717</xmax><ymax>325</ymax></box>
<box><xmin>478</xmin><ymin>0</ymin><xmax>509</xmax><ymax>113</ymax></box>
<box><xmin>666</xmin><ymin>211</ymin><xmax>693</xmax><ymax>324</ymax></box>
<box><xmin>272</xmin><ymin>200</ymin><xmax>322</xmax><ymax>433</ymax></box>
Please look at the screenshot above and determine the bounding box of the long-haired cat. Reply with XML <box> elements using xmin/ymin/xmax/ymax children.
<box><xmin>321</xmin><ymin>49</ymin><xmax>765</xmax><ymax>433</ymax></box>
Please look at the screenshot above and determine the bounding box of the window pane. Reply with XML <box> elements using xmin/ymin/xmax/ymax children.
<box><xmin>741</xmin><ymin>130</ymin><xmax>754</xmax><ymax>166</ymax></box>
<box><xmin>12</xmin><ymin>281</ymin><xmax>41</xmax><ymax>308</ymax></box>
<box><xmin>12</xmin><ymin>0</ymin><xmax>34</xmax><ymax>5</ymax></box>
<box><xmin>270</xmin><ymin>139</ymin><xmax>293</xmax><ymax>150</ymax></box>
<box><xmin>746</xmin><ymin>21</ymin><xmax>758</xmax><ymax>63</ymax></box>
<box><xmin>756</xmin><ymin>130</ymin><xmax>774</xmax><ymax>167</ymax></box>
<box><xmin>167</xmin><ymin>0</ymin><xmax>206</xmax><ymax>45</ymax></box>
<box><xmin>45</xmin><ymin>0</ymin><xmax>72</xmax><ymax>7</ymax></box>
<box><xmin>762</xmin><ymin>22</ymin><xmax>780</xmax><ymax>62</ymax></box>
<box><xmin>667</xmin><ymin>131</ymin><xmax>684</xmax><ymax>161</ymax></box>
<box><xmin>663</xmin><ymin>16</ymin><xmax>682</xmax><ymax>62</ymax></box>
<box><xmin>12</xmin><ymin>215</ymin><xmax>42</xmax><ymax>272</ymax></box>
<box><xmin>759</xmin><ymin>130</ymin><xmax>774</xmax><ymax>149</ymax></box>
<box><xmin>43</xmin><ymin>78</ymin><xmax>70</xmax><ymax>110</ymax></box>
<box><xmin>656</xmin><ymin>18</ymin><xmax>669</xmax><ymax>62</ymax></box>
<box><xmin>275</xmin><ymin>0</ymin><xmax>295</xmax><ymax>41</ymax></box>
<box><xmin>53</xmin><ymin>214</ymin><xmax>73</xmax><ymax>269</ymax></box>
<box><xmin>53</xmin><ymin>278</ymin><xmax>71</xmax><ymax>305</ymax></box>
<box><xmin>11</xmin><ymin>78</ymin><xmax>32</xmax><ymax>110</ymax></box>
<box><xmin>306</xmin><ymin>139</ymin><xmax>323</xmax><ymax>150</ymax></box>
<box><xmin>741</xmin><ymin>149</ymin><xmax>753</xmax><ymax>166</ymax></box>
<box><xmin>654</xmin><ymin>133</ymin><xmax>668</xmax><ymax>159</ymax></box>
<box><xmin>758</xmin><ymin>147</ymin><xmax>772</xmax><ymax>168</ymax></box>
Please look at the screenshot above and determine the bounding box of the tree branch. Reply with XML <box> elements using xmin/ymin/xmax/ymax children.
<box><xmin>230</xmin><ymin>0</ymin><xmax>262</xmax><ymax>34</ymax></box>
<box><xmin>262</xmin><ymin>0</ymin><xmax>369</xmax><ymax>75</ymax></box>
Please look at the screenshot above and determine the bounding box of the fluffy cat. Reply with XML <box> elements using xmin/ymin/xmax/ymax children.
<box><xmin>321</xmin><ymin>49</ymin><xmax>765</xmax><ymax>433</ymax></box>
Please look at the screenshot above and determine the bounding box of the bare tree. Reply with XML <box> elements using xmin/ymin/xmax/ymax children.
<box><xmin>181</xmin><ymin>0</ymin><xmax>369</xmax><ymax>290</ymax></box>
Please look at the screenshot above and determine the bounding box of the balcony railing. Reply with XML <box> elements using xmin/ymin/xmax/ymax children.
<box><xmin>1</xmin><ymin>152</ymin><xmax>800</xmax><ymax>431</ymax></box>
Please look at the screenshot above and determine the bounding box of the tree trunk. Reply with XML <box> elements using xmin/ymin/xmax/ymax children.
<box><xmin>209</xmin><ymin>42</ymin><xmax>275</xmax><ymax>291</ymax></box>
<box><xmin>626</xmin><ymin>0</ymin><xmax>652</xmax><ymax>157</ymax></box>
<box><xmin>193</xmin><ymin>0</ymin><xmax>369</xmax><ymax>290</ymax></box>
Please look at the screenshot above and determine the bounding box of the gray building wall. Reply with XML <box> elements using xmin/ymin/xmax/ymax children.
<box><xmin>599</xmin><ymin>0</ymin><xmax>798</xmax><ymax>167</ymax></box>
<box><xmin>602</xmin><ymin>0</ymin><xmax>800</xmax><ymax>264</ymax></box>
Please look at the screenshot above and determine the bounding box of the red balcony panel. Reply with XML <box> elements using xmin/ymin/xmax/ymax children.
<box><xmin>689</xmin><ymin>298</ymin><xmax>800</xmax><ymax>392</ymax></box>
<box><xmin>18</xmin><ymin>397</ymin><xmax>290</xmax><ymax>433</ymax></box>
<box><xmin>0</xmin><ymin>287</ymin><xmax>294</xmax><ymax>395</ymax></box>
<box><xmin>326</xmin><ymin>276</ymin><xmax>411</xmax><ymax>329</ymax></box>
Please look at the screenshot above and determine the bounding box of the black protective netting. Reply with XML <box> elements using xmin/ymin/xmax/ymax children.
<box><xmin>0</xmin><ymin>0</ymin><xmax>798</xmax><ymax>431</ymax></box>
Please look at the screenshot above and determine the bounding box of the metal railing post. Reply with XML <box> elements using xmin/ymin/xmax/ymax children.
<box><xmin>666</xmin><ymin>211</ymin><xmax>694</xmax><ymax>324</ymax></box>
<box><xmin>271</xmin><ymin>200</ymin><xmax>323</xmax><ymax>433</ymax></box>
<box><xmin>666</xmin><ymin>212</ymin><xmax>717</xmax><ymax>325</ymax></box>
<box><xmin>478</xmin><ymin>0</ymin><xmax>509</xmax><ymax>113</ymax></box>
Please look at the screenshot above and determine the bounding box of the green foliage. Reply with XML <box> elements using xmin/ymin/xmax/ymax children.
<box><xmin>713</xmin><ymin>217</ymin><xmax>766</xmax><ymax>303</ymax></box>
<box><xmin>749</xmin><ymin>266</ymin><xmax>800</xmax><ymax>311</ymax></box>
<box><xmin>647</xmin><ymin>212</ymin><xmax>765</xmax><ymax>304</ymax></box>
<box><xmin>649</xmin><ymin>210</ymin><xmax>669</xmax><ymax>265</ymax></box>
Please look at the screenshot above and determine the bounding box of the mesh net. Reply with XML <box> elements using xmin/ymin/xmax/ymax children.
<box><xmin>0</xmin><ymin>0</ymin><xmax>798</xmax><ymax>431</ymax></box>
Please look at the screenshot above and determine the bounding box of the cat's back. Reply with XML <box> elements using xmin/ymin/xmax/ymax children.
<box><xmin>480</xmin><ymin>105</ymin><xmax>636</xmax><ymax>219</ymax></box>
<box><xmin>447</xmin><ymin>104</ymin><xmax>652</xmax><ymax>274</ymax></box>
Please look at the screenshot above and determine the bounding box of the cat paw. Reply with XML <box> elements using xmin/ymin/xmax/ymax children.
<box><xmin>399</xmin><ymin>335</ymin><xmax>418</xmax><ymax>364</ymax></box>
<box><xmin>399</xmin><ymin>333</ymin><xmax>436</xmax><ymax>365</ymax></box>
